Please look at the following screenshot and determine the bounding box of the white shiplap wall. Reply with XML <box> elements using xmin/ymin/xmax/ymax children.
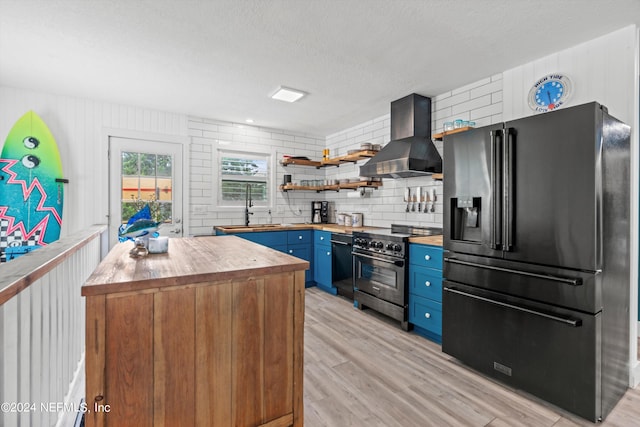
<box><xmin>0</xmin><ymin>86</ymin><xmax>188</xmax><ymax>237</ymax></box>
<box><xmin>503</xmin><ymin>25</ymin><xmax>640</xmax><ymax>386</ymax></box>
<box><xmin>323</xmin><ymin>74</ymin><xmax>504</xmax><ymax>229</ymax></box>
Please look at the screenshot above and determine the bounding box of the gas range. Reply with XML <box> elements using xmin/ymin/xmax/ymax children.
<box><xmin>352</xmin><ymin>225</ymin><xmax>442</xmax><ymax>259</ymax></box>
<box><xmin>352</xmin><ymin>224</ymin><xmax>442</xmax><ymax>331</ymax></box>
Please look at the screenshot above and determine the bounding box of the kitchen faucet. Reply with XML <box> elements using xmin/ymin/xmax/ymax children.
<box><xmin>244</xmin><ymin>183</ymin><xmax>253</xmax><ymax>226</ymax></box>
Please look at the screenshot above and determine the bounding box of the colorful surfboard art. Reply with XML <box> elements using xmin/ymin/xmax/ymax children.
<box><xmin>0</xmin><ymin>111</ymin><xmax>64</xmax><ymax>263</ymax></box>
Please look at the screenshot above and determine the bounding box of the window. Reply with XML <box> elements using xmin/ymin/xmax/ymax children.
<box><xmin>218</xmin><ymin>150</ymin><xmax>270</xmax><ymax>207</ymax></box>
<box><xmin>121</xmin><ymin>151</ymin><xmax>174</xmax><ymax>223</ymax></box>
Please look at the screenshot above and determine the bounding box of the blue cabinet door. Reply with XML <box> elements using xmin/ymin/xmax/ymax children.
<box><xmin>288</xmin><ymin>244</ymin><xmax>312</xmax><ymax>283</ymax></box>
<box><xmin>409</xmin><ymin>244</ymin><xmax>443</xmax><ymax>270</ymax></box>
<box><xmin>409</xmin><ymin>266</ymin><xmax>443</xmax><ymax>303</ymax></box>
<box><xmin>313</xmin><ymin>245</ymin><xmax>332</xmax><ymax>287</ymax></box>
<box><xmin>408</xmin><ymin>294</ymin><xmax>443</xmax><ymax>343</ymax></box>
<box><xmin>314</xmin><ymin>230</ymin><xmax>331</xmax><ymax>246</ymax></box>
<box><xmin>288</xmin><ymin>230</ymin><xmax>312</xmax><ymax>245</ymax></box>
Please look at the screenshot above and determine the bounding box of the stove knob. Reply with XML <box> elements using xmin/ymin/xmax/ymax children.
<box><xmin>375</xmin><ymin>241</ymin><xmax>384</xmax><ymax>249</ymax></box>
<box><xmin>385</xmin><ymin>243</ymin><xmax>394</xmax><ymax>251</ymax></box>
<box><xmin>393</xmin><ymin>244</ymin><xmax>403</xmax><ymax>252</ymax></box>
<box><xmin>354</xmin><ymin>238</ymin><xmax>361</xmax><ymax>246</ymax></box>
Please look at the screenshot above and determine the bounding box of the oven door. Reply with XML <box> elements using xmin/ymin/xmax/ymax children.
<box><xmin>353</xmin><ymin>249</ymin><xmax>406</xmax><ymax>306</ymax></box>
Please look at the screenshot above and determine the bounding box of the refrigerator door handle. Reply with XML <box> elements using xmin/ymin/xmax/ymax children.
<box><xmin>503</xmin><ymin>127</ymin><xmax>515</xmax><ymax>251</ymax></box>
<box><xmin>444</xmin><ymin>257</ymin><xmax>583</xmax><ymax>286</ymax></box>
<box><xmin>444</xmin><ymin>286</ymin><xmax>583</xmax><ymax>327</ymax></box>
<box><xmin>490</xmin><ymin>130</ymin><xmax>503</xmax><ymax>249</ymax></box>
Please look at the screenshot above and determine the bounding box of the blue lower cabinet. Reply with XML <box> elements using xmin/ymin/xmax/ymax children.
<box><xmin>217</xmin><ymin>229</ymin><xmax>315</xmax><ymax>286</ymax></box>
<box><xmin>409</xmin><ymin>294</ymin><xmax>443</xmax><ymax>344</ymax></box>
<box><xmin>408</xmin><ymin>243</ymin><xmax>443</xmax><ymax>344</ymax></box>
<box><xmin>409</xmin><ymin>268</ymin><xmax>443</xmax><ymax>301</ymax></box>
<box><xmin>287</xmin><ymin>244</ymin><xmax>313</xmax><ymax>286</ymax></box>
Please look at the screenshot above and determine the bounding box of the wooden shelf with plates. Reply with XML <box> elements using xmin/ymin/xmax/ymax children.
<box><xmin>279</xmin><ymin>180</ymin><xmax>382</xmax><ymax>192</ymax></box>
<box><xmin>432</xmin><ymin>126</ymin><xmax>474</xmax><ymax>141</ymax></box>
<box><xmin>280</xmin><ymin>150</ymin><xmax>378</xmax><ymax>169</ymax></box>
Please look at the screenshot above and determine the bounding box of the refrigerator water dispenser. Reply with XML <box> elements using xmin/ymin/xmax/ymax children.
<box><xmin>450</xmin><ymin>197</ymin><xmax>481</xmax><ymax>242</ymax></box>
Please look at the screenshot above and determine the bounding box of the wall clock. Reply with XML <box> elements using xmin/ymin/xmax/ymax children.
<box><xmin>528</xmin><ymin>73</ymin><xmax>572</xmax><ymax>112</ymax></box>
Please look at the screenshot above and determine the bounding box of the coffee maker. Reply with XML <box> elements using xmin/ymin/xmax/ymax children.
<box><xmin>311</xmin><ymin>201</ymin><xmax>330</xmax><ymax>224</ymax></box>
<box><xmin>311</xmin><ymin>201</ymin><xmax>322</xmax><ymax>223</ymax></box>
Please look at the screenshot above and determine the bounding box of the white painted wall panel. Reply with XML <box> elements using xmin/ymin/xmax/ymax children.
<box><xmin>0</xmin><ymin>86</ymin><xmax>188</xmax><ymax>237</ymax></box>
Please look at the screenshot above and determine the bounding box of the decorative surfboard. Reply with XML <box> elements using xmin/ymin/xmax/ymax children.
<box><xmin>0</xmin><ymin>111</ymin><xmax>65</xmax><ymax>263</ymax></box>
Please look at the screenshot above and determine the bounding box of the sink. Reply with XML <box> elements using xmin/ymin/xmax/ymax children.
<box><xmin>221</xmin><ymin>224</ymin><xmax>283</xmax><ymax>230</ymax></box>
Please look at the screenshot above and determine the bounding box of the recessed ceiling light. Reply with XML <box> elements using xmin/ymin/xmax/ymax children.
<box><xmin>246</xmin><ymin>118</ymin><xmax>254</xmax><ymax>123</ymax></box>
<box><xmin>270</xmin><ymin>86</ymin><xmax>307</xmax><ymax>103</ymax></box>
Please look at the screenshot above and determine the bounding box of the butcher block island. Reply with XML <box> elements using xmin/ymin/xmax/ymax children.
<box><xmin>81</xmin><ymin>236</ymin><xmax>308</xmax><ymax>427</ymax></box>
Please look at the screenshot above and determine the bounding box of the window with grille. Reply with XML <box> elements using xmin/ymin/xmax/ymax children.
<box><xmin>218</xmin><ymin>151</ymin><xmax>270</xmax><ymax>207</ymax></box>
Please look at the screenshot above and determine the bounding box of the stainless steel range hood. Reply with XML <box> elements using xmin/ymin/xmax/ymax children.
<box><xmin>360</xmin><ymin>93</ymin><xmax>442</xmax><ymax>179</ymax></box>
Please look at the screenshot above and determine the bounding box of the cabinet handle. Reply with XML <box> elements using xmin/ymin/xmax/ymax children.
<box><xmin>320</xmin><ymin>236</ymin><xmax>324</xmax><ymax>240</ymax></box>
<box><xmin>425</xmin><ymin>255</ymin><xmax>431</xmax><ymax>261</ymax></box>
<box><xmin>298</xmin><ymin>235</ymin><xmax>303</xmax><ymax>240</ymax></box>
<box><xmin>424</xmin><ymin>313</ymin><xmax>431</xmax><ymax>319</ymax></box>
<box><xmin>289</xmin><ymin>249</ymin><xmax>293</xmax><ymax>254</ymax></box>
<box><xmin>326</xmin><ymin>251</ymin><xmax>331</xmax><ymax>256</ymax></box>
<box><xmin>425</xmin><ymin>281</ymin><xmax>431</xmax><ymax>287</ymax></box>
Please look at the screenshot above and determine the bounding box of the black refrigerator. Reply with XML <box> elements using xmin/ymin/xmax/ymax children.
<box><xmin>442</xmin><ymin>102</ymin><xmax>630</xmax><ymax>422</ymax></box>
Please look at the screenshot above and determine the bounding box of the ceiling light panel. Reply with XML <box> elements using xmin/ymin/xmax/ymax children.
<box><xmin>271</xmin><ymin>86</ymin><xmax>306</xmax><ymax>103</ymax></box>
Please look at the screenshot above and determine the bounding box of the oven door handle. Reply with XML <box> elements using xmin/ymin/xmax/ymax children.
<box><xmin>331</xmin><ymin>240</ymin><xmax>352</xmax><ymax>246</ymax></box>
<box><xmin>353</xmin><ymin>252</ymin><xmax>404</xmax><ymax>267</ymax></box>
<box><xmin>444</xmin><ymin>287</ymin><xmax>582</xmax><ymax>327</ymax></box>
<box><xmin>444</xmin><ymin>257</ymin><xmax>582</xmax><ymax>286</ymax></box>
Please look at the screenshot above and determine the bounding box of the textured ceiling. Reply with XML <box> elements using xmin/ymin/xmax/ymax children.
<box><xmin>1</xmin><ymin>0</ymin><xmax>639</xmax><ymax>136</ymax></box>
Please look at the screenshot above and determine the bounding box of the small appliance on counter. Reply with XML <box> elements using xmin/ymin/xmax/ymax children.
<box><xmin>312</xmin><ymin>201</ymin><xmax>330</xmax><ymax>223</ymax></box>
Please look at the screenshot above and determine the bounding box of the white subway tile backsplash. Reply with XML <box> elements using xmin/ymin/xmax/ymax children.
<box><xmin>452</xmin><ymin>94</ymin><xmax>492</xmax><ymax>116</ymax></box>
<box><xmin>188</xmin><ymin>72</ymin><xmax>503</xmax><ymax>231</ymax></box>
<box><xmin>469</xmin><ymin>80</ymin><xmax>503</xmax><ymax>99</ymax></box>
<box><xmin>470</xmin><ymin>102</ymin><xmax>503</xmax><ymax>121</ymax></box>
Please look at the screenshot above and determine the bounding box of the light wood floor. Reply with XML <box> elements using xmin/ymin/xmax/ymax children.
<box><xmin>303</xmin><ymin>287</ymin><xmax>640</xmax><ymax>427</ymax></box>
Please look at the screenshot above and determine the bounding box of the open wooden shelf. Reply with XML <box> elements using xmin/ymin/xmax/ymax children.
<box><xmin>320</xmin><ymin>150</ymin><xmax>378</xmax><ymax>166</ymax></box>
<box><xmin>280</xmin><ymin>150</ymin><xmax>378</xmax><ymax>169</ymax></box>
<box><xmin>280</xmin><ymin>180</ymin><xmax>382</xmax><ymax>192</ymax></box>
<box><xmin>432</xmin><ymin>126</ymin><xmax>474</xmax><ymax>141</ymax></box>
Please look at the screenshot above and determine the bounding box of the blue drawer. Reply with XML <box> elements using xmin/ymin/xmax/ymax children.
<box><xmin>287</xmin><ymin>230</ymin><xmax>312</xmax><ymax>245</ymax></box>
<box><xmin>409</xmin><ymin>244</ymin><xmax>443</xmax><ymax>270</ymax></box>
<box><xmin>314</xmin><ymin>230</ymin><xmax>331</xmax><ymax>246</ymax></box>
<box><xmin>409</xmin><ymin>294</ymin><xmax>442</xmax><ymax>336</ymax></box>
<box><xmin>409</xmin><ymin>266</ymin><xmax>443</xmax><ymax>303</ymax></box>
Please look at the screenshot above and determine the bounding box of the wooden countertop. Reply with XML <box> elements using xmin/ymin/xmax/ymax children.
<box><xmin>408</xmin><ymin>235</ymin><xmax>443</xmax><ymax>246</ymax></box>
<box><xmin>82</xmin><ymin>236</ymin><xmax>309</xmax><ymax>297</ymax></box>
<box><xmin>214</xmin><ymin>224</ymin><xmax>385</xmax><ymax>235</ymax></box>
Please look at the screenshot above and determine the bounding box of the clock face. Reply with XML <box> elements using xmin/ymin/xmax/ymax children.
<box><xmin>528</xmin><ymin>74</ymin><xmax>572</xmax><ymax>112</ymax></box>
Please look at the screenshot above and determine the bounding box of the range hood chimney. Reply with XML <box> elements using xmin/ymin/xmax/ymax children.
<box><xmin>359</xmin><ymin>93</ymin><xmax>442</xmax><ymax>179</ymax></box>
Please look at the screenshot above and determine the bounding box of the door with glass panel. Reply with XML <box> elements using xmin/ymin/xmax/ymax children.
<box><xmin>109</xmin><ymin>137</ymin><xmax>183</xmax><ymax>247</ymax></box>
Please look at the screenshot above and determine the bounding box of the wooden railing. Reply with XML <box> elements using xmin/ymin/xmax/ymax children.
<box><xmin>0</xmin><ymin>225</ymin><xmax>107</xmax><ymax>427</ymax></box>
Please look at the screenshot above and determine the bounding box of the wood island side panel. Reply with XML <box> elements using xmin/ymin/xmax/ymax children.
<box><xmin>84</xmin><ymin>236</ymin><xmax>306</xmax><ymax>427</ymax></box>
